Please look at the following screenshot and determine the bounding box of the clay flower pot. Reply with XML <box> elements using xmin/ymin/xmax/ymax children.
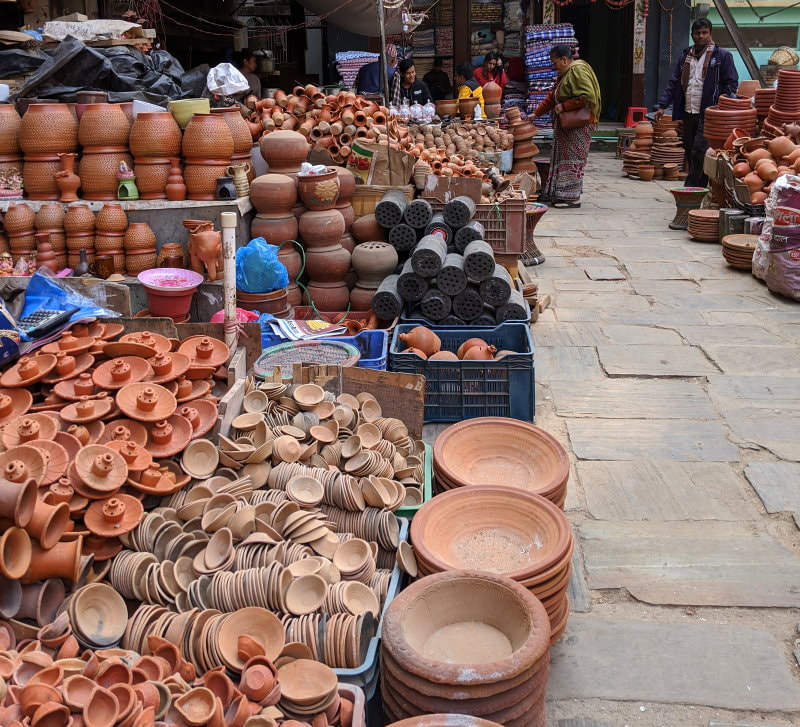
<box><xmin>19</xmin><ymin>104</ymin><xmax>79</xmax><ymax>155</ymax></box>
<box><xmin>78</xmin><ymin>104</ymin><xmax>131</xmax><ymax>148</ymax></box>
<box><xmin>297</xmin><ymin>167</ymin><xmax>340</xmax><ymax>211</ymax></box>
<box><xmin>182</xmin><ymin>114</ymin><xmax>234</xmax><ymax>160</ymax></box>
<box><xmin>129</xmin><ymin>112</ymin><xmax>182</xmax><ymax>158</ymax></box>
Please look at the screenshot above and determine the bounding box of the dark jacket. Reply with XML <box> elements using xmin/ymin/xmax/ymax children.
<box><xmin>657</xmin><ymin>45</ymin><xmax>738</xmax><ymax>119</ymax></box>
<box><xmin>355</xmin><ymin>61</ymin><xmax>395</xmax><ymax>95</ymax></box>
<box><xmin>390</xmin><ymin>75</ymin><xmax>433</xmax><ymax>107</ymax></box>
<box><xmin>423</xmin><ymin>68</ymin><xmax>452</xmax><ymax>101</ymax></box>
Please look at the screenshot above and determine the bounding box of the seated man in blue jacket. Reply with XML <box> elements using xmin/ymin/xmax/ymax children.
<box><xmin>655</xmin><ymin>18</ymin><xmax>738</xmax><ymax>187</ymax></box>
<box><xmin>355</xmin><ymin>44</ymin><xmax>398</xmax><ymax>98</ymax></box>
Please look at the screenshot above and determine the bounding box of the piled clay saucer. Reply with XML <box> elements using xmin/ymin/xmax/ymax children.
<box><xmin>687</xmin><ymin>209</ymin><xmax>720</xmax><ymax>242</ymax></box>
<box><xmin>722</xmin><ymin>233</ymin><xmax>758</xmax><ymax>270</ymax></box>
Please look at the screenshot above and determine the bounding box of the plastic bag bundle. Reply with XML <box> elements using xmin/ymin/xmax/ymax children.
<box><xmin>235</xmin><ymin>238</ymin><xmax>289</xmax><ymax>294</ymax></box>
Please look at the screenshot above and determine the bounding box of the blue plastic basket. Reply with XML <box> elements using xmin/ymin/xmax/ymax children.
<box><xmin>389</xmin><ymin>323</ymin><xmax>535</xmax><ymax>422</ymax></box>
<box><xmin>259</xmin><ymin>329</ymin><xmax>388</xmax><ymax>370</ymax></box>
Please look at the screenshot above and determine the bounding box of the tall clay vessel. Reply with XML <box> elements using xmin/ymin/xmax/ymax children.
<box><xmin>54</xmin><ymin>153</ymin><xmax>80</xmax><ymax>203</ymax></box>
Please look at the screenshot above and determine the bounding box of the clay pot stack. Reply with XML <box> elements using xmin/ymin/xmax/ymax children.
<box><xmin>182</xmin><ymin>113</ymin><xmax>234</xmax><ymax>200</ymax></box>
<box><xmin>18</xmin><ymin>103</ymin><xmax>79</xmax><ymax>201</ymax></box>
<box><xmin>64</xmin><ymin>203</ymin><xmax>96</xmax><ymax>269</ymax></box>
<box><xmin>509</xmin><ymin>119</ymin><xmax>538</xmax><ymax>173</ymax></box>
<box><xmin>721</xmin><ymin>233</ymin><xmax>758</xmax><ymax>270</ymax></box>
<box><xmin>754</xmin><ymin>87</ymin><xmax>776</xmax><ymax>122</ymax></box>
<box><xmin>729</xmin><ymin>135</ymin><xmax>800</xmax><ymax>203</ymax></box>
<box><xmin>687</xmin><ymin>209</ymin><xmax>720</xmax><ymax>242</ymax></box>
<box><xmin>0</xmin><ymin>104</ymin><xmax>22</xmax><ymax>181</ymax></box>
<box><xmin>130</xmin><ymin>111</ymin><xmax>183</xmax><ymax>200</ymax></box>
<box><xmin>411</xmin><ymin>486</ymin><xmax>573</xmax><ymax>643</ymax></box>
<box><xmin>381</xmin><ymin>570</ymin><xmax>552</xmax><ymax>727</ymax></box>
<box><xmin>211</xmin><ymin>106</ymin><xmax>256</xmax><ymax>182</ymax></box>
<box><xmin>704</xmin><ymin>96</ymin><xmax>757</xmax><ymax>150</ymax></box>
<box><xmin>622</xmin><ymin>121</ymin><xmax>654</xmax><ymax>178</ymax></box>
<box><xmin>350</xmin><ymin>242</ymin><xmax>398</xmax><ymax>310</ymax></box>
<box><xmin>763</xmin><ymin>69</ymin><xmax>800</xmax><ymax>136</ymax></box>
<box><xmin>34</xmin><ymin>203</ymin><xmax>67</xmax><ymax>270</ymax></box>
<box><xmin>124</xmin><ymin>222</ymin><xmax>158</xmax><ymax>276</ymax></box>
<box><xmin>369</xmin><ymin>193</ymin><xmax>527</xmax><ymax>326</ymax></box>
<box><xmin>78</xmin><ymin>103</ymin><xmax>133</xmax><ymax>201</ymax></box>
<box><xmin>649</xmin><ymin>119</ymin><xmax>684</xmax><ymax>175</ymax></box>
<box><xmin>247</xmin><ymin>86</ymin><xmax>390</xmax><ymax>164</ymax></box>
<box><xmin>95</xmin><ymin>202</ymin><xmax>129</xmax><ymax>275</ymax></box>
<box><xmin>0</xmin><ymin>626</ymin><xmax>359</xmax><ymax>727</ymax></box>
<box><xmin>432</xmin><ymin>417</ymin><xmax>569</xmax><ymax>509</ymax></box>
<box><xmin>5</xmin><ymin>201</ymin><xmax>37</xmax><ymax>266</ymax></box>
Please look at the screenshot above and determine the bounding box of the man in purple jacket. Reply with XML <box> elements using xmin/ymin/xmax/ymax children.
<box><xmin>654</xmin><ymin>19</ymin><xmax>738</xmax><ymax>186</ymax></box>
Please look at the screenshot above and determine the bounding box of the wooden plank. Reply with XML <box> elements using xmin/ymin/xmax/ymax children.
<box><xmin>216</xmin><ymin>377</ymin><xmax>247</xmax><ymax>439</ymax></box>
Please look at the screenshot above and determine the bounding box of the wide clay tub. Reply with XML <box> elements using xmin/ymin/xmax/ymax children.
<box><xmin>410</xmin><ymin>486</ymin><xmax>572</xmax><ymax>585</ymax></box>
<box><xmin>386</xmin><ymin>717</ymin><xmax>503</xmax><ymax>727</ymax></box>
<box><xmin>433</xmin><ymin>417</ymin><xmax>569</xmax><ymax>504</ymax></box>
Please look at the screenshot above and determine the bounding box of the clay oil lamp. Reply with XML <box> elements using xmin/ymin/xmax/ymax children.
<box><xmin>28</xmin><ymin>439</ymin><xmax>69</xmax><ymax>486</ymax></box>
<box><xmin>175</xmin><ymin>377</ymin><xmax>212</xmax><ymax>403</ymax></box>
<box><xmin>144</xmin><ymin>417</ymin><xmax>192</xmax><ymax>458</ymax></box>
<box><xmin>0</xmin><ymin>388</ymin><xmax>33</xmax><ymax>425</ymax></box>
<box><xmin>93</xmin><ymin>357</ymin><xmax>151</xmax><ymax>391</ymax></box>
<box><xmin>42</xmin><ymin>352</ymin><xmax>95</xmax><ymax>385</ymax></box>
<box><xmin>0</xmin><ymin>356</ymin><xmax>58</xmax><ymax>388</ymax></box>
<box><xmin>178</xmin><ymin>399</ymin><xmax>217</xmax><ymax>438</ymax></box>
<box><xmin>145</xmin><ymin>352</ymin><xmax>191</xmax><ymax>384</ymax></box>
<box><xmin>84</xmin><ymin>494</ymin><xmax>144</xmax><ymax>539</ymax></box>
<box><xmin>116</xmin><ymin>383</ymin><xmax>177</xmax><ymax>423</ymax></box>
<box><xmin>60</xmin><ymin>393</ymin><xmax>115</xmax><ymax>424</ymax></box>
<box><xmin>104</xmin><ymin>440</ymin><xmax>152</xmax><ymax>472</ymax></box>
<box><xmin>2</xmin><ymin>414</ymin><xmax>59</xmax><ymax>449</ymax></box>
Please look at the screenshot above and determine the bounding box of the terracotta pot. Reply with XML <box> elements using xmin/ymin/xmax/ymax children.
<box><xmin>351</xmin><ymin>241</ymin><xmax>397</xmax><ymax>290</ymax></box>
<box><xmin>351</xmin><ymin>214</ymin><xmax>385</xmax><ymax>243</ymax></box>
<box><xmin>165</xmin><ymin>158</ymin><xmax>187</xmax><ymax>202</ymax></box>
<box><xmin>0</xmin><ymin>475</ymin><xmax>36</xmax><ymax>526</ymax></box>
<box><xmin>259</xmin><ymin>130</ymin><xmax>308</xmax><ymax>173</ymax></box>
<box><xmin>145</xmin><ymin>286</ymin><xmax>197</xmax><ymax>322</ymax></box>
<box><xmin>34</xmin><ymin>203</ymin><xmax>65</xmax><ymax>232</ymax></box>
<box><xmin>95</xmin><ymin>203</ymin><xmax>127</xmax><ymax>233</ymax></box>
<box><xmin>334</xmin><ymin>166</ymin><xmax>356</xmax><ymax>203</ymax></box>
<box><xmin>249</xmin><ymin>173</ymin><xmax>297</xmax><ymax>215</ymax></box>
<box><xmin>0</xmin><ymin>104</ymin><xmax>22</xmax><ymax>155</ymax></box>
<box><xmin>277</xmin><ymin>244</ymin><xmax>302</xmax><ymax>279</ymax></box>
<box><xmin>182</xmin><ymin>114</ymin><xmax>234</xmax><ymax>160</ymax></box>
<box><xmin>35</xmin><ymin>234</ymin><xmax>59</xmax><ymax>272</ymax></box>
<box><xmin>79</xmin><ymin>149</ymin><xmax>133</xmax><ymax>201</ymax></box>
<box><xmin>19</xmin><ymin>104</ymin><xmax>78</xmax><ymax>155</ymax></box>
<box><xmin>236</xmin><ymin>287</ymin><xmax>291</xmax><ymax>316</ymax></box>
<box><xmin>250</xmin><ymin>214</ymin><xmax>298</xmax><ymax>246</ymax></box>
<box><xmin>303</xmin><ymin>281</ymin><xmax>350</xmax><ymax>311</ymax></box>
<box><xmin>133</xmin><ymin>158</ymin><xmax>171</xmax><ymax>200</ymax></box>
<box><xmin>54</xmin><ymin>153</ymin><xmax>80</xmax><ymax>203</ymax></box>
<box><xmin>63</xmin><ymin>204</ymin><xmax>95</xmax><ymax>233</ymax></box>
<box><xmin>298</xmin><ymin>209</ymin><xmax>345</xmax><ymax>247</ymax></box>
<box><xmin>124</xmin><ymin>250</ymin><xmax>157</xmax><ymax>276</ymax></box>
<box><xmin>398</xmin><ymin>326</ymin><xmax>441</xmax><ymax>356</ymax></box>
<box><xmin>129</xmin><ymin>112</ymin><xmax>182</xmax><ymax>158</ymax></box>
<box><xmin>183</xmin><ymin>160</ymin><xmax>230</xmax><ymax>201</ymax></box>
<box><xmin>482</xmin><ymin>80</ymin><xmax>502</xmax><ymax>105</ymax></box>
<box><xmin>304</xmin><ymin>244</ymin><xmax>351</xmax><ymax>284</ymax></box>
<box><xmin>123</xmin><ymin>223</ymin><xmax>156</xmax><ymax>251</ymax></box>
<box><xmin>4</xmin><ymin>202</ymin><xmax>36</xmax><ymax>233</ymax></box>
<box><xmin>22</xmin><ymin>157</ymin><xmax>61</xmax><ymax>201</ymax></box>
<box><xmin>210</xmin><ymin>107</ymin><xmax>253</xmax><ymax>156</ymax></box>
<box><xmin>297</xmin><ymin>168</ymin><xmax>340</xmax><ymax>211</ymax></box>
<box><xmin>78</xmin><ymin>104</ymin><xmax>131</xmax><ymax>148</ymax></box>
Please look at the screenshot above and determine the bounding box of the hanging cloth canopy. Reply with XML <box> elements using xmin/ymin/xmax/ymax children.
<box><xmin>293</xmin><ymin>0</ymin><xmax>405</xmax><ymax>36</ymax></box>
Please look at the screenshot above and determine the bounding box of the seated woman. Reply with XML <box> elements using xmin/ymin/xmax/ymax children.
<box><xmin>473</xmin><ymin>51</ymin><xmax>508</xmax><ymax>90</ymax></box>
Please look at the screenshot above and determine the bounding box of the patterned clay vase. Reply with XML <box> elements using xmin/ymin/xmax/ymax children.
<box><xmin>296</xmin><ymin>168</ymin><xmax>340</xmax><ymax>211</ymax></box>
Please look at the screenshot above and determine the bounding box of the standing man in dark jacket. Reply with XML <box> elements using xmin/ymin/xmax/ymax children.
<box><xmin>655</xmin><ymin>18</ymin><xmax>738</xmax><ymax>186</ymax></box>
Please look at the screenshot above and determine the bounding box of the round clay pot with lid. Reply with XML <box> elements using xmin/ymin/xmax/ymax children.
<box><xmin>129</xmin><ymin>112</ymin><xmax>182</xmax><ymax>158</ymax></box>
<box><xmin>19</xmin><ymin>103</ymin><xmax>78</xmax><ymax>154</ymax></box>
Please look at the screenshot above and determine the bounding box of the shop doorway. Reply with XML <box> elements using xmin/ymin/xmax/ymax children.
<box><xmin>558</xmin><ymin>1</ymin><xmax>634</xmax><ymax>122</ymax></box>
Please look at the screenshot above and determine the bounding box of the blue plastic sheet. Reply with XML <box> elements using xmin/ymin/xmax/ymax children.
<box><xmin>235</xmin><ymin>238</ymin><xmax>289</xmax><ymax>294</ymax></box>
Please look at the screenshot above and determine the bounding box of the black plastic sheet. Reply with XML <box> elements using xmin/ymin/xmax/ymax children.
<box><xmin>11</xmin><ymin>36</ymin><xmax>208</xmax><ymax>104</ymax></box>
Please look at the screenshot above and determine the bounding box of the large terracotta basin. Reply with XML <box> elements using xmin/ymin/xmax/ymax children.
<box><xmin>381</xmin><ymin>569</ymin><xmax>550</xmax><ymax>685</ymax></box>
<box><xmin>410</xmin><ymin>486</ymin><xmax>572</xmax><ymax>584</ymax></box>
<box><xmin>386</xmin><ymin>716</ymin><xmax>503</xmax><ymax>727</ymax></box>
<box><xmin>433</xmin><ymin>418</ymin><xmax>569</xmax><ymax>500</ymax></box>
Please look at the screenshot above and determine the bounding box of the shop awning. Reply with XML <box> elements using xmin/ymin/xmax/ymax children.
<box><xmin>293</xmin><ymin>0</ymin><xmax>404</xmax><ymax>37</ymax></box>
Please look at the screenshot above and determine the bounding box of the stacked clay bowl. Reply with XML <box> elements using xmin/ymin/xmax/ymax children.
<box><xmin>704</xmin><ymin>100</ymin><xmax>757</xmax><ymax>150</ymax></box>
<box><xmin>433</xmin><ymin>417</ymin><xmax>569</xmax><ymax>508</ymax></box>
<box><xmin>387</xmin><ymin>718</ymin><xmax>502</xmax><ymax>727</ymax></box>
<box><xmin>687</xmin><ymin>209</ymin><xmax>720</xmax><ymax>242</ymax></box>
<box><xmin>768</xmin><ymin>68</ymin><xmax>800</xmax><ymax>128</ymax></box>
<box><xmin>411</xmin><ymin>486</ymin><xmax>573</xmax><ymax>643</ymax></box>
<box><xmin>381</xmin><ymin>570</ymin><xmax>551</xmax><ymax>727</ymax></box>
<box><xmin>755</xmin><ymin>87</ymin><xmax>776</xmax><ymax>121</ymax></box>
<box><xmin>722</xmin><ymin>233</ymin><xmax>758</xmax><ymax>270</ymax></box>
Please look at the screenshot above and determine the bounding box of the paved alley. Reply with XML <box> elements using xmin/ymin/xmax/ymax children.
<box><xmin>524</xmin><ymin>152</ymin><xmax>800</xmax><ymax>727</ymax></box>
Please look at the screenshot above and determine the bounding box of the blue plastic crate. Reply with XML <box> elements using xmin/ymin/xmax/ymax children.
<box><xmin>259</xmin><ymin>329</ymin><xmax>388</xmax><ymax>370</ymax></box>
<box><xmin>389</xmin><ymin>323</ymin><xmax>535</xmax><ymax>422</ymax></box>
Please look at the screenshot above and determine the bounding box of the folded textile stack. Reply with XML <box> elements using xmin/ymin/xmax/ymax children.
<box><xmin>437</xmin><ymin>26</ymin><xmax>453</xmax><ymax>56</ymax></box>
<box><xmin>437</xmin><ymin>0</ymin><xmax>454</xmax><ymax>24</ymax></box>
<box><xmin>504</xmin><ymin>31</ymin><xmax>521</xmax><ymax>56</ymax></box>
<box><xmin>525</xmin><ymin>23</ymin><xmax>578</xmax><ymax>127</ymax></box>
<box><xmin>335</xmin><ymin>51</ymin><xmax>379</xmax><ymax>90</ymax></box>
<box><xmin>470</xmin><ymin>0</ymin><xmax>503</xmax><ymax>23</ymax></box>
<box><xmin>413</xmin><ymin>27</ymin><xmax>436</xmax><ymax>56</ymax></box>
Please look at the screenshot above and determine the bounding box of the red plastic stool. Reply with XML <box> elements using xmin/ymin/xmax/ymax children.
<box><xmin>624</xmin><ymin>107</ymin><xmax>648</xmax><ymax>127</ymax></box>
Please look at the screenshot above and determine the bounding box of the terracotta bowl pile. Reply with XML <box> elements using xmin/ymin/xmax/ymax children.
<box><xmin>764</xmin><ymin>68</ymin><xmax>800</xmax><ymax>133</ymax></box>
<box><xmin>410</xmin><ymin>486</ymin><xmax>573</xmax><ymax>642</ymax></box>
<box><xmin>433</xmin><ymin>417</ymin><xmax>569</xmax><ymax>509</ymax></box>
<box><xmin>721</xmin><ymin>233</ymin><xmax>758</xmax><ymax>270</ymax></box>
<box><xmin>754</xmin><ymin>87</ymin><xmax>776</xmax><ymax>121</ymax></box>
<box><xmin>0</xmin><ymin>622</ymin><xmax>360</xmax><ymax>727</ymax></box>
<box><xmin>508</xmin><ymin>119</ymin><xmax>538</xmax><ymax>173</ymax></box>
<box><xmin>649</xmin><ymin>120</ymin><xmax>684</xmax><ymax>172</ymax></box>
<box><xmin>687</xmin><ymin>209</ymin><xmax>720</xmax><ymax>242</ymax></box>
<box><xmin>381</xmin><ymin>570</ymin><xmax>551</xmax><ymax>727</ymax></box>
<box><xmin>730</xmin><ymin>135</ymin><xmax>800</xmax><ymax>204</ymax></box>
<box><xmin>0</xmin><ymin>322</ymin><xmax>226</xmax><ymax>610</ymax></box>
<box><xmin>704</xmin><ymin>97</ymin><xmax>758</xmax><ymax>149</ymax></box>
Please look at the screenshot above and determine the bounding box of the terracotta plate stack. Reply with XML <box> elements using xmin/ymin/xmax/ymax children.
<box><xmin>754</xmin><ymin>87</ymin><xmax>776</xmax><ymax>122</ymax></box>
<box><xmin>687</xmin><ymin>209</ymin><xmax>720</xmax><ymax>242</ymax></box>
<box><xmin>721</xmin><ymin>233</ymin><xmax>758</xmax><ymax>270</ymax></box>
<box><xmin>433</xmin><ymin>417</ymin><xmax>569</xmax><ymax>509</ymax></box>
<box><xmin>765</xmin><ymin>68</ymin><xmax>800</xmax><ymax>134</ymax></box>
<box><xmin>410</xmin><ymin>486</ymin><xmax>573</xmax><ymax>643</ymax></box>
<box><xmin>704</xmin><ymin>100</ymin><xmax>757</xmax><ymax>150</ymax></box>
<box><xmin>381</xmin><ymin>570</ymin><xmax>551</xmax><ymax>727</ymax></box>
<box><xmin>649</xmin><ymin>120</ymin><xmax>684</xmax><ymax>169</ymax></box>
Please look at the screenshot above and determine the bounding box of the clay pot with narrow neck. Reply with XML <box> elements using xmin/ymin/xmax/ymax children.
<box><xmin>165</xmin><ymin>158</ymin><xmax>187</xmax><ymax>202</ymax></box>
<box><xmin>398</xmin><ymin>326</ymin><xmax>441</xmax><ymax>356</ymax></box>
<box><xmin>35</xmin><ymin>233</ymin><xmax>59</xmax><ymax>272</ymax></box>
<box><xmin>54</xmin><ymin>153</ymin><xmax>80</xmax><ymax>203</ymax></box>
<box><xmin>483</xmin><ymin>80</ymin><xmax>502</xmax><ymax>105</ymax></box>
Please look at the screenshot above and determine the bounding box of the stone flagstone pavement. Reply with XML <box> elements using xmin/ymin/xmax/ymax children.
<box><xmin>524</xmin><ymin>152</ymin><xmax>800</xmax><ymax>726</ymax></box>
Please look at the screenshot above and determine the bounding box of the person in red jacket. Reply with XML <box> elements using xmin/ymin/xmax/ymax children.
<box><xmin>473</xmin><ymin>52</ymin><xmax>508</xmax><ymax>90</ymax></box>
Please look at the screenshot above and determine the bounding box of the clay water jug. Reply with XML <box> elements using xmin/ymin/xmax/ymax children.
<box><xmin>54</xmin><ymin>153</ymin><xmax>80</xmax><ymax>203</ymax></box>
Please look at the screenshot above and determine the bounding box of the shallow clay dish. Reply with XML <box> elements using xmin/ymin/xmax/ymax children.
<box><xmin>74</xmin><ymin>444</ymin><xmax>128</xmax><ymax>492</ymax></box>
<box><xmin>0</xmin><ymin>388</ymin><xmax>33</xmax><ymax>424</ymax></box>
<box><xmin>176</xmin><ymin>378</ymin><xmax>212</xmax><ymax>403</ymax></box>
<box><xmin>433</xmin><ymin>418</ymin><xmax>569</xmax><ymax>499</ymax></box>
<box><xmin>1</xmin><ymin>355</ymin><xmax>58</xmax><ymax>388</ymax></box>
<box><xmin>217</xmin><ymin>607</ymin><xmax>285</xmax><ymax>669</ymax></box>
<box><xmin>285</xmin><ymin>574</ymin><xmax>327</xmax><ymax>615</ymax></box>
<box><xmin>53</xmin><ymin>373</ymin><xmax>101</xmax><ymax>401</ymax></box>
<box><xmin>116</xmin><ymin>383</ymin><xmax>177</xmax><ymax>422</ymax></box>
<box><xmin>71</xmin><ymin>582</ymin><xmax>127</xmax><ymax>647</ymax></box>
<box><xmin>278</xmin><ymin>658</ymin><xmax>337</xmax><ymax>706</ymax></box>
<box><xmin>93</xmin><ymin>357</ymin><xmax>151</xmax><ymax>390</ymax></box>
<box><xmin>42</xmin><ymin>335</ymin><xmax>96</xmax><ymax>356</ymax></box>
<box><xmin>181</xmin><ymin>439</ymin><xmax>219</xmax><ymax>479</ymax></box>
<box><xmin>120</xmin><ymin>331</ymin><xmax>171</xmax><ymax>353</ymax></box>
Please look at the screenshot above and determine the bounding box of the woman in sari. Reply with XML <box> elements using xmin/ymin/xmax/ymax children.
<box><xmin>533</xmin><ymin>45</ymin><xmax>601</xmax><ymax>209</ymax></box>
